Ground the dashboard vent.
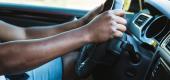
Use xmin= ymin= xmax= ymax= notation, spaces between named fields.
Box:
xmin=161 ymin=33 xmax=170 ymax=55
xmin=166 ymin=40 xmax=170 ymax=51
xmin=134 ymin=14 xmax=149 ymax=27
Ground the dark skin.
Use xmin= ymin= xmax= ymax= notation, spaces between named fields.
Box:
xmin=0 ymin=5 xmax=104 ymax=41
xmin=0 ymin=5 xmax=127 ymax=78
xmin=0 ymin=5 xmax=104 ymax=79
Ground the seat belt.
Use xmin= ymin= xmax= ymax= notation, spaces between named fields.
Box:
xmin=0 ymin=75 xmax=6 ymax=80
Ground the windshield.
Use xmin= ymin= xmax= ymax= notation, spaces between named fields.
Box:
xmin=0 ymin=0 xmax=106 ymax=10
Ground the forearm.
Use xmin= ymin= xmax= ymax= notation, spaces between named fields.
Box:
xmin=0 ymin=26 xmax=89 ymax=75
xmin=0 ymin=18 xmax=84 ymax=41
xmin=25 ymin=18 xmax=85 ymax=39
xmin=0 ymin=5 xmax=102 ymax=41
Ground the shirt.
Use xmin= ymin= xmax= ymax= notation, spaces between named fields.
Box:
xmin=0 ymin=75 xmax=6 ymax=80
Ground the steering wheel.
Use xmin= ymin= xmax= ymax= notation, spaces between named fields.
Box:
xmin=75 ymin=0 xmax=127 ymax=78
xmin=76 ymin=37 xmax=127 ymax=77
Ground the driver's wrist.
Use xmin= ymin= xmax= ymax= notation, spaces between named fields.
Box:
xmin=80 ymin=26 xmax=92 ymax=43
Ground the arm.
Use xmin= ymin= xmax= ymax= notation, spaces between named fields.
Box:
xmin=0 ymin=26 xmax=89 ymax=75
xmin=0 ymin=10 xmax=127 ymax=75
xmin=0 ymin=18 xmax=84 ymax=40
xmin=24 ymin=19 xmax=84 ymax=39
xmin=0 ymin=5 xmax=104 ymax=41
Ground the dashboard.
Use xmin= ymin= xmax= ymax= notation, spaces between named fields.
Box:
xmin=128 ymin=0 xmax=170 ymax=79
xmin=129 ymin=0 xmax=170 ymax=42
xmin=130 ymin=12 xmax=170 ymax=80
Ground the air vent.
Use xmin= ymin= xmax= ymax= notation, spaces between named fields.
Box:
xmin=134 ymin=14 xmax=150 ymax=27
xmin=166 ymin=41 xmax=170 ymax=51
xmin=161 ymin=33 xmax=170 ymax=55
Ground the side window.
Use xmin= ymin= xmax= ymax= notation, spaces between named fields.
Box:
xmin=0 ymin=0 xmax=106 ymax=10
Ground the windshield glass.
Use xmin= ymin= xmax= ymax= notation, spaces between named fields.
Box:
xmin=0 ymin=0 xmax=106 ymax=10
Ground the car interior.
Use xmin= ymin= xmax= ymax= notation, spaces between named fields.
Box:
xmin=0 ymin=0 xmax=170 ymax=80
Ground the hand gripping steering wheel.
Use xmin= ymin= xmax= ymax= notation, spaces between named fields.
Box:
xmin=75 ymin=0 xmax=127 ymax=78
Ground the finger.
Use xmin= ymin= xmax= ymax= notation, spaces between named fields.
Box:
xmin=113 ymin=15 xmax=127 ymax=25
xmin=116 ymin=24 xmax=127 ymax=32
xmin=112 ymin=9 xmax=125 ymax=17
xmin=106 ymin=11 xmax=127 ymax=24
xmin=111 ymin=21 xmax=118 ymax=32
xmin=110 ymin=21 xmax=126 ymax=32
xmin=113 ymin=9 xmax=125 ymax=17
xmin=113 ymin=30 xmax=124 ymax=37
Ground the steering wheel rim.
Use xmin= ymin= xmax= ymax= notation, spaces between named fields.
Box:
xmin=75 ymin=43 xmax=110 ymax=78
xmin=75 ymin=44 xmax=96 ymax=78
xmin=75 ymin=35 xmax=127 ymax=78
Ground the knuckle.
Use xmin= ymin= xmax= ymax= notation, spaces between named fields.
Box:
xmin=103 ymin=10 xmax=112 ymax=16
xmin=109 ymin=21 xmax=115 ymax=26
xmin=104 ymin=10 xmax=111 ymax=15
xmin=105 ymin=15 xmax=113 ymax=21
xmin=117 ymin=24 xmax=127 ymax=32
xmin=121 ymin=25 xmax=127 ymax=31
xmin=107 ymin=10 xmax=112 ymax=14
xmin=114 ymin=31 xmax=123 ymax=37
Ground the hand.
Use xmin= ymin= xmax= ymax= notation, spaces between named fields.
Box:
xmin=84 ymin=10 xmax=127 ymax=43
xmin=80 ymin=5 xmax=104 ymax=25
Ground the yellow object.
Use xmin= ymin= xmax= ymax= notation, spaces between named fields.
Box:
xmin=123 ymin=0 xmax=132 ymax=11
xmin=139 ymin=0 xmax=143 ymax=11
xmin=151 ymin=40 xmax=158 ymax=48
